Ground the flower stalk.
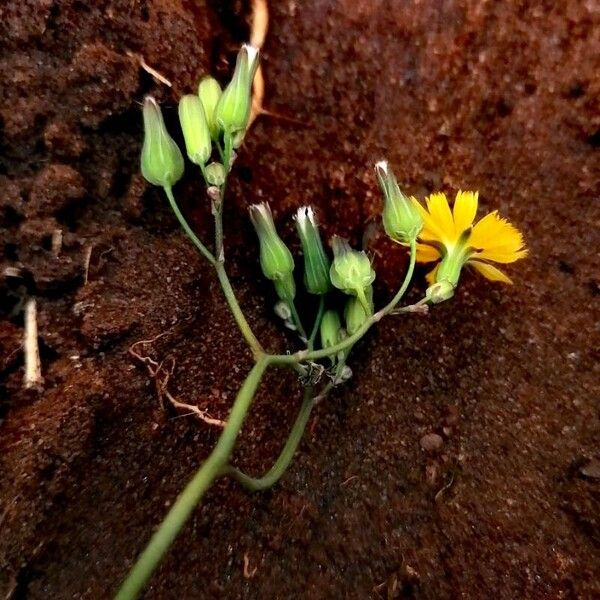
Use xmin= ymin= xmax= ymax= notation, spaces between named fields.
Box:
xmin=122 ymin=45 xmax=527 ymax=600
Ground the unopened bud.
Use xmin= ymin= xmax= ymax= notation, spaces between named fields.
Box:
xmin=205 ymin=162 xmax=226 ymax=187
xmin=216 ymin=44 xmax=259 ymax=135
xmin=320 ymin=310 xmax=342 ymax=350
xmin=294 ymin=206 xmax=331 ymax=295
xmin=426 ymin=279 xmax=455 ymax=304
xmin=178 ymin=95 xmax=212 ymax=166
xmin=329 ymin=236 xmax=375 ymax=310
xmin=141 ymin=96 xmax=184 ymax=188
xmin=344 ymin=287 xmax=373 ymax=335
xmin=249 ymin=203 xmax=295 ymax=296
xmin=273 ymin=273 xmax=296 ymax=303
xmin=375 ymin=160 xmax=423 ymax=243
xmin=198 ymin=76 xmax=222 ymax=140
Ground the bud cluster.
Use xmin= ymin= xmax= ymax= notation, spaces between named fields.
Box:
xmin=141 ymin=44 xmax=260 ymax=190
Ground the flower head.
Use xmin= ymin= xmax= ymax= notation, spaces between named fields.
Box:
xmin=412 ymin=191 xmax=527 ymax=294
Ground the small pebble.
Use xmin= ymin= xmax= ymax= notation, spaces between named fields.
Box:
xmin=580 ymin=459 xmax=600 ymax=479
xmin=420 ymin=433 xmax=444 ymax=452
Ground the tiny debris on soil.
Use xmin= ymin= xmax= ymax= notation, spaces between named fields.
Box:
xmin=420 ymin=433 xmax=444 ymax=452
xmin=1 ymin=1 xmax=599 ymax=599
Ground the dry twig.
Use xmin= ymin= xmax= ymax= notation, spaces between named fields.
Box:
xmin=82 ymin=244 xmax=93 ymax=285
xmin=126 ymin=50 xmax=172 ymax=87
xmin=23 ymin=298 xmax=43 ymax=390
xmin=51 ymin=228 xmax=62 ymax=257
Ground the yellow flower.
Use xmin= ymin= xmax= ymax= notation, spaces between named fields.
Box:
xmin=411 ymin=191 xmax=528 ymax=288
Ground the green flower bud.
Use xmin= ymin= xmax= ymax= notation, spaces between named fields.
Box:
xmin=294 ymin=206 xmax=331 ymax=295
xmin=320 ymin=309 xmax=342 ymax=350
xmin=205 ymin=162 xmax=226 ymax=187
xmin=178 ymin=95 xmax=212 ymax=166
xmin=198 ymin=76 xmax=222 ymax=141
xmin=329 ymin=236 xmax=376 ymax=311
xmin=249 ymin=203 xmax=295 ymax=293
xmin=141 ymin=96 xmax=184 ymax=188
xmin=426 ymin=279 xmax=455 ymax=304
xmin=375 ymin=160 xmax=423 ymax=243
xmin=273 ymin=272 xmax=296 ymax=303
xmin=344 ymin=286 xmax=373 ymax=335
xmin=216 ymin=44 xmax=259 ymax=135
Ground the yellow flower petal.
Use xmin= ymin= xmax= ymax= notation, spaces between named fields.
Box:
xmin=415 ymin=243 xmax=441 ymax=263
xmin=469 ymin=211 xmax=527 ymax=263
xmin=425 ymin=192 xmax=455 ymax=243
xmin=410 ymin=196 xmax=446 ymax=244
xmin=469 ymin=260 xmax=513 ymax=283
xmin=453 ymin=191 xmax=478 ymax=235
xmin=426 ymin=263 xmax=439 ymax=285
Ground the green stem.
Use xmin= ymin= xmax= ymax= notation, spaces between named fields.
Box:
xmin=213 ymin=198 xmax=225 ymax=263
xmin=164 ymin=186 xmax=215 ymax=265
xmin=215 ymin=262 xmax=264 ymax=358
xmin=308 ymin=296 xmax=325 ymax=351
xmin=115 ymin=357 xmax=271 ymax=600
xmin=223 ymin=131 xmax=233 ymax=174
xmin=214 ymin=133 xmax=232 ymax=263
xmin=288 ymin=300 xmax=307 ymax=342
xmin=225 ymin=386 xmax=315 ymax=491
xmin=271 ymin=238 xmax=418 ymax=365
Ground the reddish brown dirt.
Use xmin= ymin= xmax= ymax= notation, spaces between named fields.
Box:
xmin=1 ymin=1 xmax=599 ymax=598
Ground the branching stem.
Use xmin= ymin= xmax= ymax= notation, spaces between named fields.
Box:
xmin=164 ymin=186 xmax=215 ymax=265
xmin=270 ymin=238 xmax=418 ymax=365
xmin=124 ymin=166 xmax=420 ymax=600
xmin=115 ymin=357 xmax=271 ymax=600
xmin=225 ymin=385 xmax=315 ymax=490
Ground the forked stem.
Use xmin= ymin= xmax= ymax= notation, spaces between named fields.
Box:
xmin=122 ymin=181 xmax=420 ymax=600
xmin=164 ymin=186 xmax=215 ymax=265
xmin=270 ymin=238 xmax=418 ymax=365
xmin=225 ymin=385 xmax=315 ymax=490
xmin=115 ymin=357 xmax=271 ymax=600
xmin=165 ymin=186 xmax=264 ymax=358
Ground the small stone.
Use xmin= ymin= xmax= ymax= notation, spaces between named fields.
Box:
xmin=420 ymin=433 xmax=443 ymax=452
xmin=580 ymin=459 xmax=600 ymax=479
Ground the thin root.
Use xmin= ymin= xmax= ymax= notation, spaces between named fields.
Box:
xmin=129 ymin=334 xmax=225 ymax=428
xmin=341 ymin=475 xmax=358 ymax=487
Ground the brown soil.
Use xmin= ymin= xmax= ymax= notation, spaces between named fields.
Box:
xmin=1 ymin=1 xmax=599 ymax=598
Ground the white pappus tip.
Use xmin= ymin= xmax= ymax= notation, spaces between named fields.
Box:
xmin=375 ymin=160 xmax=389 ymax=175
xmin=294 ymin=205 xmax=317 ymax=230
xmin=242 ymin=44 xmax=260 ymax=68
xmin=249 ymin=202 xmax=271 ymax=217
